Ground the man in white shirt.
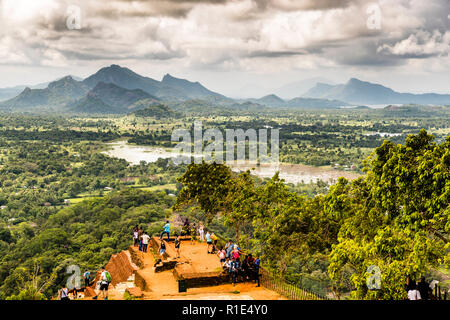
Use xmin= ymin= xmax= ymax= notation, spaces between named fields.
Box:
xmin=142 ymin=232 xmax=150 ymax=253
xmin=408 ymin=283 xmax=422 ymax=300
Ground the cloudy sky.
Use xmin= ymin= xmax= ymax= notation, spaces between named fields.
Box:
xmin=0 ymin=0 xmax=449 ymax=97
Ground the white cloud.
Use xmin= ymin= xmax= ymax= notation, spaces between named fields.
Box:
xmin=378 ymin=29 xmax=450 ymax=57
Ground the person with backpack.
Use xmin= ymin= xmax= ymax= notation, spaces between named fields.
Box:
xmin=99 ymin=267 xmax=111 ymax=300
xmin=59 ymin=284 xmax=70 ymax=301
xmin=160 ymin=220 xmax=170 ymax=242
xmin=141 ymin=231 xmax=150 ymax=253
xmin=83 ymin=270 xmax=91 ymax=288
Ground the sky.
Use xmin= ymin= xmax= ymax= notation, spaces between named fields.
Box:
xmin=0 ymin=0 xmax=449 ymax=97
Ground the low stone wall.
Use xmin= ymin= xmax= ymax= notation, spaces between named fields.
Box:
xmin=105 ymin=250 xmax=138 ymax=286
xmin=134 ymin=270 xmax=151 ymax=292
xmin=128 ymin=246 xmax=144 ymax=269
xmin=173 ymin=267 xmax=230 ymax=288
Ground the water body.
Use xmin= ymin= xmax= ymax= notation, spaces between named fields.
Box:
xmin=103 ymin=140 xmax=360 ymax=184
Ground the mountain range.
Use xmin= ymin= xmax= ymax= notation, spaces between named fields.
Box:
xmin=0 ymin=65 xmax=449 ymax=114
xmin=303 ymin=78 xmax=450 ymax=105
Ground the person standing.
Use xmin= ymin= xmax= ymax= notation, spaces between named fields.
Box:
xmin=83 ymin=270 xmax=91 ymax=288
xmin=407 ymin=282 xmax=421 ymax=300
xmin=210 ymin=233 xmax=217 ymax=253
xmin=59 ymin=284 xmax=70 ymax=301
xmin=217 ymin=247 xmax=226 ymax=263
xmin=138 ymin=227 xmax=144 ymax=251
xmin=225 ymin=239 xmax=233 ymax=259
xmin=230 ymin=258 xmax=241 ymax=286
xmin=99 ymin=267 xmax=111 ymax=300
xmin=205 ymin=231 xmax=212 ymax=253
xmin=199 ymin=222 xmax=205 ymax=242
xmin=160 ymin=220 xmax=170 ymax=241
xmin=417 ymin=277 xmax=430 ymax=300
xmin=253 ymin=256 xmax=261 ymax=287
xmin=174 ymin=234 xmax=181 ymax=258
xmin=132 ymin=226 xmax=139 ymax=247
xmin=190 ymin=222 xmax=197 ymax=245
xmin=154 ymin=241 xmax=167 ymax=267
xmin=141 ymin=231 xmax=150 ymax=253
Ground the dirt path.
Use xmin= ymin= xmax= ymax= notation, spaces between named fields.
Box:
xmin=127 ymin=241 xmax=285 ymax=300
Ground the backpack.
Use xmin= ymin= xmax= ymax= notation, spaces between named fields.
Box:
xmin=104 ymin=271 xmax=111 ymax=283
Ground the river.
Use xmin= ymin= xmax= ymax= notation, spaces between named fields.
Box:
xmin=102 ymin=140 xmax=360 ymax=184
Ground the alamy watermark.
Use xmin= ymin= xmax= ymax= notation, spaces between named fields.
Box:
xmin=171 ymin=121 xmax=279 ymax=167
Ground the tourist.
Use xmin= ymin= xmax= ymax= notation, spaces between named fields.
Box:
xmin=210 ymin=233 xmax=217 ymax=253
xmin=231 ymin=244 xmax=240 ymax=260
xmin=230 ymin=258 xmax=241 ymax=286
xmin=160 ymin=241 xmax=167 ymax=259
xmin=225 ymin=239 xmax=233 ymax=259
xmin=154 ymin=241 xmax=167 ymax=267
xmin=199 ymin=222 xmax=205 ymax=242
xmin=253 ymin=256 xmax=261 ymax=287
xmin=407 ymin=282 xmax=422 ymax=300
xmin=59 ymin=284 xmax=70 ymax=301
xmin=141 ymin=231 xmax=150 ymax=253
xmin=132 ymin=225 xmax=139 ymax=247
xmin=138 ymin=226 xmax=144 ymax=251
xmin=219 ymin=258 xmax=231 ymax=276
xmin=99 ymin=267 xmax=111 ymax=300
xmin=190 ymin=222 xmax=197 ymax=245
xmin=174 ymin=234 xmax=181 ymax=258
xmin=417 ymin=276 xmax=430 ymax=300
xmin=217 ymin=247 xmax=226 ymax=263
xmin=182 ymin=218 xmax=190 ymax=236
xmin=160 ymin=220 xmax=170 ymax=241
xmin=205 ymin=231 xmax=212 ymax=253
xmin=83 ymin=270 xmax=91 ymax=288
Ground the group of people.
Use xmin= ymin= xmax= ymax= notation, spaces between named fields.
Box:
xmin=405 ymin=276 xmax=434 ymax=300
xmin=58 ymin=267 xmax=111 ymax=300
xmin=133 ymin=225 xmax=151 ymax=253
xmin=218 ymin=239 xmax=261 ymax=286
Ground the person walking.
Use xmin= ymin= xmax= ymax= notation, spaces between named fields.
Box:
xmin=142 ymin=231 xmax=150 ymax=253
xmin=93 ymin=267 xmax=111 ymax=300
xmin=174 ymin=234 xmax=181 ymax=258
xmin=160 ymin=220 xmax=170 ymax=242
